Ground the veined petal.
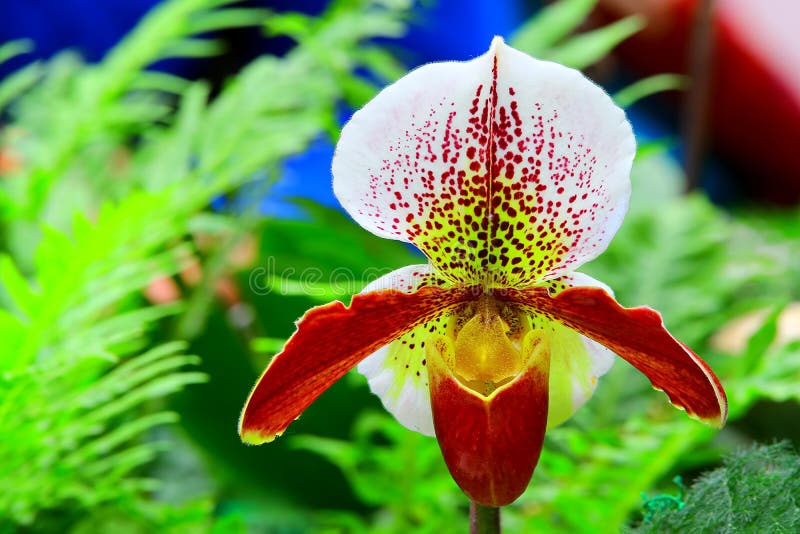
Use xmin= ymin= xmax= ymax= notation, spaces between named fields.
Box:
xmin=239 ymin=285 xmax=474 ymax=444
xmin=357 ymin=264 xmax=446 ymax=436
xmin=427 ymin=318 xmax=551 ymax=506
xmin=333 ymin=37 xmax=634 ymax=287
xmin=496 ymin=285 xmax=728 ymax=426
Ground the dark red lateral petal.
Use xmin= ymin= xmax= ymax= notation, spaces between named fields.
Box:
xmin=496 ymin=286 xmax=728 ymax=426
xmin=239 ymin=286 xmax=475 ymax=444
xmin=429 ymin=364 xmax=550 ymax=507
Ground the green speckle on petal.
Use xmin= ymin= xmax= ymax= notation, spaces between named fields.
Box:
xmin=374 ymin=316 xmax=449 ymax=404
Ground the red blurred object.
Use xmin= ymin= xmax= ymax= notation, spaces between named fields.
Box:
xmin=598 ymin=0 xmax=800 ymax=204
xmin=0 ymin=147 xmax=22 ymax=175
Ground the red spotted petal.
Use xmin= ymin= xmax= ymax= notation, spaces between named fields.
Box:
xmin=496 ymin=286 xmax=727 ymax=426
xmin=429 ymin=356 xmax=550 ymax=507
xmin=239 ymin=286 xmax=475 ymax=444
xmin=333 ymin=37 xmax=635 ymax=287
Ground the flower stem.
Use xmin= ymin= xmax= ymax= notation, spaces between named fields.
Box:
xmin=470 ymin=501 xmax=500 ymax=534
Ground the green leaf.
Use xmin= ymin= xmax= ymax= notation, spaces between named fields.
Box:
xmin=614 ymin=74 xmax=688 ymax=108
xmin=510 ymin=0 xmax=596 ymax=56
xmin=352 ymin=45 xmax=406 ymax=82
xmin=159 ymin=38 xmax=226 ymax=59
xmin=187 ymin=7 xmax=270 ymax=33
xmin=263 ymin=11 xmax=312 ymax=40
xmin=131 ymin=70 xmax=192 ymax=94
xmin=261 ymin=275 xmax=354 ymax=303
xmin=0 ymin=255 xmax=37 ymax=318
xmin=0 ymin=61 xmax=44 ymax=112
xmin=741 ymin=303 xmax=786 ymax=374
xmin=251 ymin=337 xmax=287 ymax=354
xmin=187 ymin=212 xmax=241 ymax=234
xmin=0 ymin=310 xmax=25 ymax=365
xmin=82 ymin=443 xmax=166 ymax=479
xmin=99 ymin=0 xmax=249 ymax=99
xmin=634 ymin=139 xmax=677 ymax=161
xmin=61 ymin=412 xmax=179 ymax=468
xmin=544 ymin=15 xmax=645 ymax=70
xmin=292 ymin=411 xmax=456 ymax=510
xmin=0 ymin=40 xmax=33 ymax=66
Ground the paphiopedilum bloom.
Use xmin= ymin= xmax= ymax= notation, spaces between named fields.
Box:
xmin=240 ymin=37 xmax=727 ymax=507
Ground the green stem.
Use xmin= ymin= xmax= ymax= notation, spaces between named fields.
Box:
xmin=470 ymin=501 xmax=500 ymax=534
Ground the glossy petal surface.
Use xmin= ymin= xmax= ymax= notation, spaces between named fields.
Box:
xmin=333 ymin=37 xmax=635 ymax=286
xmin=239 ymin=286 xmax=474 ymax=444
xmin=357 ymin=269 xmax=618 ymax=434
xmin=497 ymin=286 xmax=728 ymax=426
xmin=428 ymin=323 xmax=550 ymax=506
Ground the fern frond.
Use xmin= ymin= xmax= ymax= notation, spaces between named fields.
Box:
xmin=0 ymin=0 xmax=417 ymax=527
xmin=0 ymin=343 xmax=205 ymax=525
xmin=0 ymin=0 xmax=269 ymax=218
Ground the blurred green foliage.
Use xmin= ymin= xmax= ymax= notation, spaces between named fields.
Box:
xmin=0 ymin=0 xmax=799 ymax=532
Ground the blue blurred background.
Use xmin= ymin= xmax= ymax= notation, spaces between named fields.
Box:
xmin=5 ymin=0 xmax=720 ymax=216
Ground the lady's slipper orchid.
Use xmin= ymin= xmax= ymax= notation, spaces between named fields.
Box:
xmin=239 ymin=37 xmax=727 ymax=507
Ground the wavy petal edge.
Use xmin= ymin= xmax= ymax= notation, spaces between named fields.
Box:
xmin=239 ymin=285 xmax=477 ymax=444
xmin=496 ymin=285 xmax=728 ymax=427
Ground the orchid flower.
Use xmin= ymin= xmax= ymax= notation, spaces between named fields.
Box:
xmin=239 ymin=37 xmax=727 ymax=507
